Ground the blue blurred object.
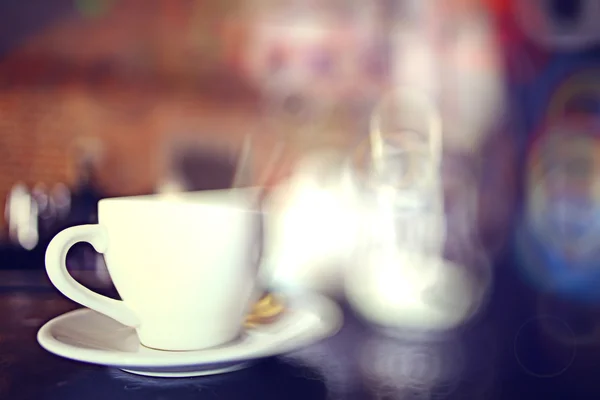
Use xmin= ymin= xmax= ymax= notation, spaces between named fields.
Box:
xmin=514 ymin=220 xmax=600 ymax=304
xmin=513 ymin=50 xmax=600 ymax=304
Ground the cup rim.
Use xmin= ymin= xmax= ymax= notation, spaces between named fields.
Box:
xmin=98 ymin=187 xmax=262 ymax=208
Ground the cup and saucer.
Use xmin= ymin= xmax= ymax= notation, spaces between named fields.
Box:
xmin=37 ymin=188 xmax=343 ymax=378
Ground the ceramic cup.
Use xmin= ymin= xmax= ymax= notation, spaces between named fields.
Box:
xmin=45 ymin=188 xmax=262 ymax=351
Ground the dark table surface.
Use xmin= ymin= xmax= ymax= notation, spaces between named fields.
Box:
xmin=2 ymin=256 xmax=600 ymax=400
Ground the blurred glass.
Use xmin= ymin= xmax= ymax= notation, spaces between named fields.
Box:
xmin=345 ymin=87 xmax=491 ymax=336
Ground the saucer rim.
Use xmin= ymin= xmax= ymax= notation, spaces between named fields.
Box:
xmin=37 ymin=292 xmax=343 ymax=368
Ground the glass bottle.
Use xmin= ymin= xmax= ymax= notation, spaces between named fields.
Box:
xmin=345 ymin=87 xmax=491 ymax=338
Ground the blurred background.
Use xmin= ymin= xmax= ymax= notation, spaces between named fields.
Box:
xmin=1 ymin=0 xmax=600 ymax=308
xmin=5 ymin=0 xmax=600 ymax=398
xmin=0 ymin=0 xmax=517 ymax=268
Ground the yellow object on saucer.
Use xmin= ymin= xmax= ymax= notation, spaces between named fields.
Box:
xmin=244 ymin=293 xmax=286 ymax=329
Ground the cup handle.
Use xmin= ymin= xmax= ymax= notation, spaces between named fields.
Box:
xmin=45 ymin=224 xmax=140 ymax=327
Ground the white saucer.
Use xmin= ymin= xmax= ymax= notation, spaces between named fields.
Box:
xmin=38 ymin=293 xmax=342 ymax=378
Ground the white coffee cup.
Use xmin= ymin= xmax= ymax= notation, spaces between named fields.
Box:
xmin=45 ymin=188 xmax=261 ymax=351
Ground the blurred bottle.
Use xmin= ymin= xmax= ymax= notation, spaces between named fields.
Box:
xmin=345 ymin=88 xmax=491 ymax=336
xmin=5 ymin=183 xmax=38 ymax=251
xmin=516 ymin=76 xmax=600 ymax=304
xmin=346 ymin=162 xmax=491 ymax=337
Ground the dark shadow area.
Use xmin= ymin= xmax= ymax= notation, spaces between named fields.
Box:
xmin=0 ymin=0 xmax=75 ymax=59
